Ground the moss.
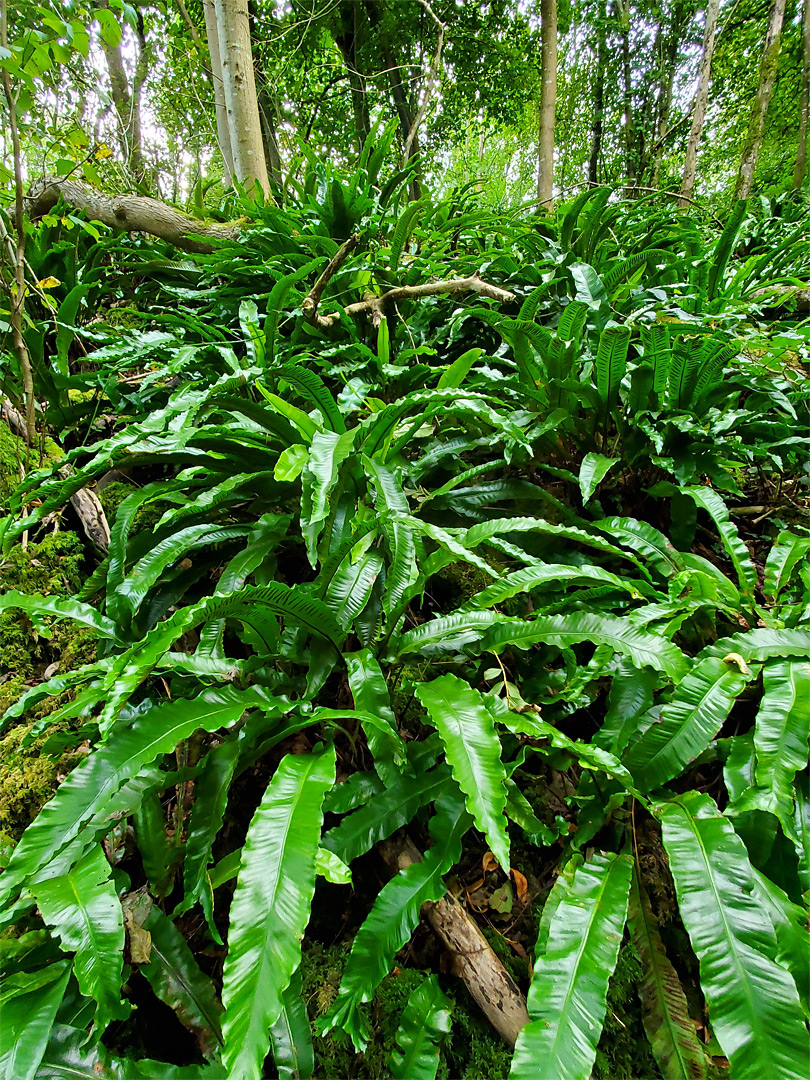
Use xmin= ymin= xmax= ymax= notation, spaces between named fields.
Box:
xmin=0 ymin=716 xmax=85 ymax=840
xmin=593 ymin=940 xmax=661 ymax=1080
xmin=0 ymin=424 xmax=62 ymax=501
xmin=98 ymin=480 xmax=164 ymax=533
xmin=442 ymin=982 xmax=511 ymax=1080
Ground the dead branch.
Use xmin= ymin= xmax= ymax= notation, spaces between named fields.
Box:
xmin=27 ymin=177 xmax=242 ymax=254
xmin=301 ymin=232 xmax=364 ymax=325
xmin=402 ymin=1 xmax=446 ymax=165
xmin=378 ymin=833 xmax=529 ymax=1047
xmin=304 ymin=271 xmax=516 ymax=330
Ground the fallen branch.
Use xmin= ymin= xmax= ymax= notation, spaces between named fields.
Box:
xmin=301 ymin=232 xmax=364 ymax=325
xmin=379 ymin=834 xmax=529 ymax=1047
xmin=304 ymin=270 xmax=516 ymax=330
xmin=1 ymin=399 xmax=110 ymax=553
xmin=27 ymin=177 xmax=242 ymax=254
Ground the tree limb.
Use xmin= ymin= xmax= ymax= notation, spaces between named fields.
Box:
xmin=26 ymin=177 xmax=242 ymax=253
xmin=378 ymin=833 xmax=529 ymax=1047
xmin=304 ymin=270 xmax=515 ymax=330
xmin=402 ymin=0 xmax=445 ymax=165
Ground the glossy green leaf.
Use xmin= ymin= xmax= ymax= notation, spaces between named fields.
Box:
xmin=268 ymin=966 xmax=314 ymax=1080
xmin=753 ymin=660 xmax=810 ymax=828
xmin=763 ymin=531 xmax=810 ymax=600
xmin=678 ymin=486 xmax=757 ymax=603
xmin=221 ymin=743 xmax=335 ymax=1080
xmin=579 ymin=453 xmax=618 ymax=504
xmin=415 ymin=675 xmax=510 ymax=870
xmin=0 ymin=962 xmax=70 ymax=1080
xmin=33 ymin=844 xmax=127 ymax=1032
xmin=389 ymin=975 xmax=452 ymax=1080
xmin=345 ymin=648 xmax=404 ymax=785
xmin=319 ymin=788 xmax=469 ymax=1051
xmin=628 ymin=869 xmax=706 ymax=1079
xmin=656 ymin=791 xmax=809 ymax=1079
xmin=624 ymin=657 xmax=752 ymax=791
xmin=509 ymin=851 xmax=632 ymax=1080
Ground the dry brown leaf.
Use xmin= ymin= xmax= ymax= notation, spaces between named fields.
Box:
xmin=511 ymin=868 xmax=528 ymax=904
xmin=482 ymin=851 xmax=498 ymax=873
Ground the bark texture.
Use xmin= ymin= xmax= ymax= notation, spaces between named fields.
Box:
xmin=95 ymin=0 xmax=148 ymax=182
xmin=203 ymin=0 xmax=235 ymax=180
xmin=212 ymin=0 xmax=270 ymax=197
xmin=794 ymin=0 xmax=810 ymax=188
xmin=733 ymin=0 xmax=787 ymax=200
xmin=27 ymin=178 xmax=241 ymax=253
xmin=537 ymin=0 xmax=558 ymax=207
xmin=679 ymin=0 xmax=721 ymax=205
xmin=619 ymin=0 xmax=637 ymax=192
xmin=379 ymin=835 xmax=530 ymax=1047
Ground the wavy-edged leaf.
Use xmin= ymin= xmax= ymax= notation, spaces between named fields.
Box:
xmin=322 ymin=761 xmax=450 ymax=866
xmin=764 ymin=531 xmax=810 ymax=600
xmin=628 ymin=868 xmax=706 ymax=1079
xmin=390 ymin=198 xmax=425 ymax=271
xmin=277 ymin=364 xmax=345 ymax=433
xmin=678 ymin=486 xmax=756 ymax=603
xmin=265 ymin=257 xmax=326 ymax=364
xmin=594 ymin=325 xmax=631 ymax=410
xmin=221 ymin=743 xmax=335 ymax=1080
xmin=319 ymin=788 xmax=470 ymax=1051
xmin=480 ymin=613 xmax=686 ymax=677
xmin=0 ymin=962 xmax=70 ymax=1080
xmin=176 ymin=735 xmax=241 ymax=936
xmin=579 ymin=453 xmax=618 ymax=505
xmin=624 ymin=656 xmax=752 ymax=791
xmin=437 ymin=347 xmax=484 ymax=390
xmin=460 ymin=562 xmax=638 ymax=612
xmin=699 ymin=627 xmax=810 ymax=664
xmin=595 ymin=516 xmax=684 ymax=579
xmin=753 ymin=660 xmax=810 ymax=828
xmin=140 ymin=904 xmax=224 ymax=1057
xmin=389 ymin=975 xmax=452 ymax=1080
xmin=0 ymin=687 xmax=276 ymax=917
xmin=794 ymin=770 xmax=810 ymax=897
xmin=345 ymin=649 xmax=404 ymax=785
xmin=0 ymin=591 xmax=118 ymax=640
xmin=268 ymin=965 xmax=314 ymax=1080
xmin=595 ymin=660 xmax=658 ymax=755
xmin=751 ymin=869 xmax=810 ymax=1016
xmin=656 ymin=791 xmax=809 ymax=1079
xmin=641 ymin=324 xmax=671 ymax=395
xmin=326 ymin=550 xmax=384 ymax=630
xmin=301 ymin=429 xmax=356 ymax=564
xmin=415 ymin=675 xmax=509 ymax=870
xmin=509 ymin=851 xmax=632 ymax=1080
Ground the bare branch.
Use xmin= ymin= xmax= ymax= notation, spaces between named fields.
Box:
xmin=301 ymin=233 xmax=364 ymax=324
xmin=402 ymin=0 xmax=445 ymax=165
xmin=304 ymin=271 xmax=516 ymax=331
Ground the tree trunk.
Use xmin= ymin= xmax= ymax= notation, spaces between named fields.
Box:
xmin=650 ymin=0 xmax=686 ymax=188
xmin=96 ymin=0 xmax=146 ymax=182
xmin=587 ymin=0 xmax=608 ymax=185
xmin=255 ymin=74 xmax=282 ymax=187
xmin=679 ymin=0 xmax=721 ymax=205
xmin=365 ymin=0 xmax=421 ymax=198
xmin=537 ymin=0 xmax=557 ymax=208
xmin=335 ymin=0 xmax=371 ymax=154
xmin=794 ymin=0 xmax=810 ymax=188
xmin=618 ymin=0 xmax=637 ymax=193
xmin=202 ymin=0 xmax=235 ymax=180
xmin=733 ymin=0 xmax=787 ymax=199
xmin=27 ymin=178 xmax=241 ymax=253
xmin=212 ymin=0 xmax=270 ymax=198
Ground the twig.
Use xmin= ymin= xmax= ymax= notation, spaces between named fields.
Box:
xmin=301 ymin=232 xmax=363 ymax=325
xmin=304 ymin=271 xmax=516 ymax=330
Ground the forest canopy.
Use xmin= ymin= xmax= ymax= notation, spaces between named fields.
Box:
xmin=0 ymin=2 xmax=809 ymax=1080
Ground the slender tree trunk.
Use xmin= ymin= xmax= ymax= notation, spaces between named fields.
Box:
xmin=587 ymin=0 xmax=608 ymax=184
xmin=203 ymin=0 xmax=234 ymax=180
xmin=734 ymin=0 xmax=787 ymax=199
xmin=212 ymin=0 xmax=270 ymax=198
xmin=335 ymin=0 xmax=371 ymax=153
xmin=0 ymin=0 xmax=36 ymax=451
xmin=650 ymin=0 xmax=686 ymax=187
xmin=618 ymin=0 xmax=637 ymax=193
xmin=679 ymin=0 xmax=721 ymax=205
xmin=96 ymin=0 xmax=146 ymax=181
xmin=794 ymin=0 xmax=810 ymax=188
xmin=256 ymin=74 xmax=282 ymax=186
xmin=537 ymin=0 xmax=557 ymax=208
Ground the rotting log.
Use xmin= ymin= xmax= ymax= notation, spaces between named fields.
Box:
xmin=378 ymin=834 xmax=530 ymax=1047
xmin=27 ymin=177 xmax=242 ymax=254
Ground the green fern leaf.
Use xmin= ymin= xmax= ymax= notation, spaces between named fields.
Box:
xmin=389 ymin=975 xmax=452 ymax=1080
xmin=221 ymin=743 xmax=335 ymax=1080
